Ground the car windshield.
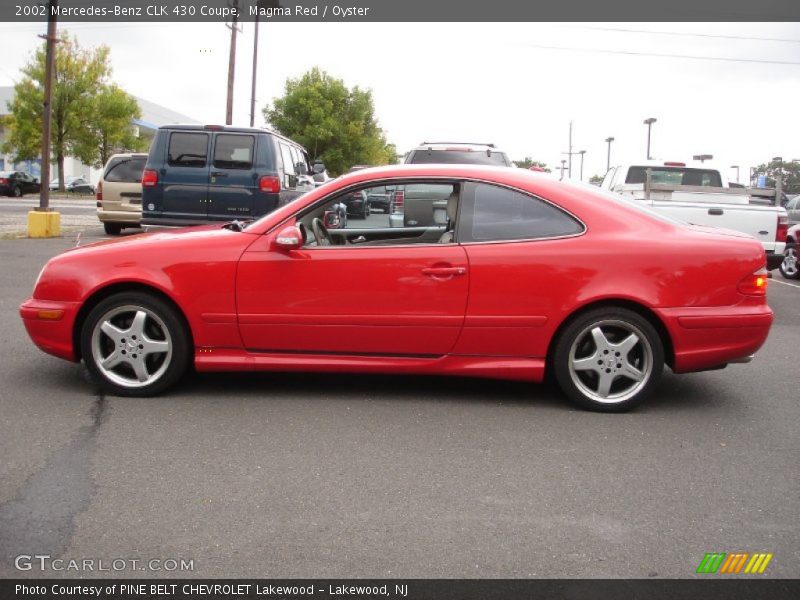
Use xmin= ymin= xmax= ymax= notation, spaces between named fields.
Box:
xmin=409 ymin=149 xmax=509 ymax=166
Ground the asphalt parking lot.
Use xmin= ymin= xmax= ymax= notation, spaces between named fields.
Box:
xmin=0 ymin=223 xmax=798 ymax=579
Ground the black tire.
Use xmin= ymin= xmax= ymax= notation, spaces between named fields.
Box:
xmin=12 ymin=186 xmax=22 ymax=198
xmin=779 ymin=242 xmax=799 ymax=279
xmin=80 ymin=292 xmax=191 ymax=397
xmin=552 ymin=307 xmax=664 ymax=412
xmin=103 ymin=222 xmax=123 ymax=235
xmin=362 ymin=202 xmax=371 ymax=219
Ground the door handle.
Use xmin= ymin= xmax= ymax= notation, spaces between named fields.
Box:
xmin=211 ymin=172 xmax=228 ymax=178
xmin=708 ymin=208 xmax=723 ymax=216
xmin=421 ymin=266 xmax=467 ymax=278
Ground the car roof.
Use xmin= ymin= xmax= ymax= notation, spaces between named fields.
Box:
xmin=157 ymin=123 xmax=306 ymax=150
xmin=108 ymin=153 xmax=148 ymax=161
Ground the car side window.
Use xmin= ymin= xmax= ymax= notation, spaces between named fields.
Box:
xmin=168 ymin=132 xmax=209 ymax=168
xmin=213 ymin=134 xmax=254 ymax=170
xmin=461 ymin=183 xmax=583 ymax=243
xmin=298 ymin=182 xmax=459 ymax=247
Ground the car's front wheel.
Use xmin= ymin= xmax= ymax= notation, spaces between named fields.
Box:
xmin=779 ymin=242 xmax=799 ymax=279
xmin=553 ymin=307 xmax=664 ymax=412
xmin=80 ymin=292 xmax=190 ymax=396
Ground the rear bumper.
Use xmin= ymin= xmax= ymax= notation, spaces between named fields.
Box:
xmin=97 ymin=209 xmax=141 ymax=225
xmin=19 ymin=298 xmax=81 ymax=362
xmin=656 ymin=303 xmax=773 ymax=373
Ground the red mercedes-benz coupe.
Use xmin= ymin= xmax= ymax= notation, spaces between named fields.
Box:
xmin=20 ymin=165 xmax=773 ymax=411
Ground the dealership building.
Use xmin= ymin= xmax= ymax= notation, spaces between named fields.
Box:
xmin=0 ymin=86 xmax=198 ymax=182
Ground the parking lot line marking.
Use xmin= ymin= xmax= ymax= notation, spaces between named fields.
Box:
xmin=771 ymin=279 xmax=800 ymax=289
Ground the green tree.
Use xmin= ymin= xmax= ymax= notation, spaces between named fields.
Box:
xmin=589 ymin=174 xmax=604 ymax=186
xmin=264 ymin=67 xmax=395 ymax=175
xmin=513 ymin=157 xmax=551 ymax=172
xmin=76 ymin=84 xmax=146 ymax=168
xmin=2 ymin=34 xmax=112 ymax=190
xmin=753 ymin=159 xmax=800 ymax=194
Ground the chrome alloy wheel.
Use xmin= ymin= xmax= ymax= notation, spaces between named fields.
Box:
xmin=567 ymin=319 xmax=653 ymax=404
xmin=90 ymin=305 xmax=172 ymax=389
xmin=781 ymin=245 xmax=798 ymax=278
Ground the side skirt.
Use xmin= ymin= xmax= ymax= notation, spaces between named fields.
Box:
xmin=194 ymin=349 xmax=545 ymax=382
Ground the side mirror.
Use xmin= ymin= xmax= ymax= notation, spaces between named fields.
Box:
xmin=275 ymin=225 xmax=304 ymax=250
xmin=312 ymin=162 xmax=326 ymax=174
xmin=323 ymin=210 xmax=342 ymax=229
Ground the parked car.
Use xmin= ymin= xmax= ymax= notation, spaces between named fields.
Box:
xmin=404 ymin=142 xmax=513 ymax=166
xmin=784 ymin=194 xmax=800 ymax=226
xmin=96 ymin=153 xmax=147 ymax=235
xmin=342 ymin=189 xmax=371 ymax=219
xmin=0 ymin=171 xmax=40 ymax=197
xmin=20 ymin=165 xmax=773 ymax=412
xmin=141 ymin=124 xmax=315 ymax=227
xmin=779 ymin=223 xmax=799 ymax=279
xmin=50 ymin=176 xmax=95 ymax=195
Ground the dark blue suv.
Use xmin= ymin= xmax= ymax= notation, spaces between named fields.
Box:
xmin=141 ymin=125 xmax=316 ymax=226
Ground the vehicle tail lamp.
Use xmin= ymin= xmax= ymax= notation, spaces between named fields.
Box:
xmin=391 ymin=190 xmax=405 ymax=213
xmin=776 ymin=213 xmax=788 ymax=243
xmin=141 ymin=169 xmax=158 ymax=188
xmin=0 ymin=178 xmax=7 ymax=185
xmin=737 ymin=268 xmax=768 ymax=296
xmin=259 ymin=175 xmax=281 ymax=193
xmin=96 ymin=180 xmax=103 ymax=201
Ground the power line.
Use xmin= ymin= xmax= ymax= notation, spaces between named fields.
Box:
xmin=573 ymin=25 xmax=800 ymax=44
xmin=519 ymin=42 xmax=800 ymax=66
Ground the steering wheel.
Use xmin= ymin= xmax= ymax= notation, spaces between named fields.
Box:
xmin=310 ymin=217 xmax=332 ymax=247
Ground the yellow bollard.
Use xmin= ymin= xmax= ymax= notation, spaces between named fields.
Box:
xmin=27 ymin=210 xmax=61 ymax=238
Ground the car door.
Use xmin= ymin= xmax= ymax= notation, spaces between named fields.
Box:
xmin=161 ymin=130 xmax=211 ymax=221
xmin=236 ymin=180 xmax=469 ymax=356
xmin=208 ymin=132 xmax=257 ymax=220
xmin=453 ymin=182 xmax=586 ymax=358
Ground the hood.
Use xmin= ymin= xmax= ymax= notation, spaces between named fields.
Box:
xmin=61 ymin=224 xmax=245 ymax=255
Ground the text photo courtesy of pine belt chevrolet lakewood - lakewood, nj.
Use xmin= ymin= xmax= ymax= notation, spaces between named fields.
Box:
xmin=1 ymin=1 xmax=799 ymax=599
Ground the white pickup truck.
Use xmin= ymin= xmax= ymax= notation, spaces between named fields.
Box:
xmin=601 ymin=161 xmax=788 ymax=270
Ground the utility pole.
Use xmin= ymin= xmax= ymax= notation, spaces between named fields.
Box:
xmin=643 ymin=117 xmax=657 ymax=160
xmin=605 ymin=136 xmax=614 ymax=172
xmin=28 ymin=0 xmax=60 ymax=237
xmin=568 ymin=121 xmax=573 ymax=178
xmin=578 ymin=150 xmax=586 ymax=181
xmin=38 ymin=0 xmax=58 ymax=211
xmin=249 ymin=12 xmax=259 ymax=127
xmin=559 ymin=159 xmax=567 ymax=180
xmin=225 ymin=0 xmax=240 ymax=125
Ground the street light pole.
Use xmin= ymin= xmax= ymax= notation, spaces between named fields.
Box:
xmin=568 ymin=121 xmax=573 ymax=178
xmin=249 ymin=14 xmax=259 ymax=127
xmin=225 ymin=0 xmax=240 ymax=125
xmin=604 ymin=136 xmax=614 ymax=172
xmin=578 ymin=150 xmax=586 ymax=181
xmin=559 ymin=159 xmax=567 ymax=180
xmin=643 ymin=117 xmax=657 ymax=160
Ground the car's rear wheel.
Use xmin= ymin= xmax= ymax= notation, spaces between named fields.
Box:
xmin=80 ymin=292 xmax=190 ymax=397
xmin=553 ymin=307 xmax=664 ymax=412
xmin=779 ymin=242 xmax=798 ymax=279
xmin=103 ymin=222 xmax=122 ymax=235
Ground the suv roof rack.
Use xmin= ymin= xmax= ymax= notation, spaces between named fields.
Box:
xmin=420 ymin=142 xmax=495 ymax=148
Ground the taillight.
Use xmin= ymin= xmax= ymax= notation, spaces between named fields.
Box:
xmin=0 ymin=178 xmax=7 ymax=185
xmin=96 ymin=180 xmax=103 ymax=201
xmin=391 ymin=190 xmax=405 ymax=214
xmin=738 ymin=268 xmax=769 ymax=296
xmin=259 ymin=175 xmax=281 ymax=193
xmin=777 ymin=213 xmax=788 ymax=243
xmin=141 ymin=169 xmax=158 ymax=188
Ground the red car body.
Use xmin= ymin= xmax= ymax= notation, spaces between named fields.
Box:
xmin=20 ymin=165 xmax=773 ymax=407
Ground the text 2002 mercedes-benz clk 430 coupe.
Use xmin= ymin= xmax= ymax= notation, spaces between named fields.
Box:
xmin=21 ymin=165 xmax=773 ymax=411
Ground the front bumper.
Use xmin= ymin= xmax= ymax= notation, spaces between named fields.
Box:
xmin=20 ymin=298 xmax=81 ymax=362
xmin=656 ymin=303 xmax=773 ymax=373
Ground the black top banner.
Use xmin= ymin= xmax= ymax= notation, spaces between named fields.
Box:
xmin=2 ymin=0 xmax=800 ymax=23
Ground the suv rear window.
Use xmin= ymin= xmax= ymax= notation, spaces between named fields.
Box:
xmin=104 ymin=157 xmax=146 ymax=183
xmin=625 ymin=167 xmax=722 ymax=187
xmin=408 ymin=149 xmax=509 ymax=166
xmin=168 ymin=132 xmax=209 ymax=168
xmin=213 ymin=134 xmax=255 ymax=170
